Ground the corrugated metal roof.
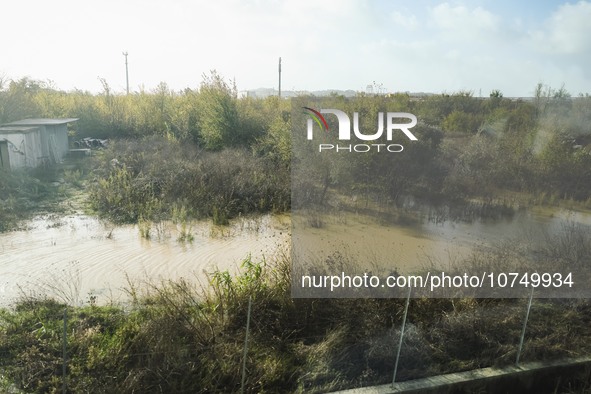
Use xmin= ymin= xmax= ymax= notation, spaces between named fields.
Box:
xmin=2 ymin=118 xmax=79 ymax=126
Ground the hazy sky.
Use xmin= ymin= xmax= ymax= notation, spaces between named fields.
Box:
xmin=2 ymin=0 xmax=590 ymax=96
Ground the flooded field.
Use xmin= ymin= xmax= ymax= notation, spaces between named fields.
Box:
xmin=0 ymin=214 xmax=290 ymax=306
xmin=2 ymin=207 xmax=590 ymax=305
xmin=292 ymin=205 xmax=591 ymax=297
xmin=296 ymin=207 xmax=587 ymax=263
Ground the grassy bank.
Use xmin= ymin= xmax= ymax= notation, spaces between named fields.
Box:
xmin=1 ymin=250 xmax=590 ymax=393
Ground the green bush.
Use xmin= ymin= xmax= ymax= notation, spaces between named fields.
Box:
xmin=89 ymin=137 xmax=290 ymax=224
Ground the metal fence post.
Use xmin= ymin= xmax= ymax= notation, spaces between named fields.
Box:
xmin=516 ymin=287 xmax=534 ymax=366
xmin=63 ymin=307 xmax=67 ymax=394
xmin=240 ymin=296 xmax=253 ymax=394
xmin=392 ymin=286 xmax=412 ymax=387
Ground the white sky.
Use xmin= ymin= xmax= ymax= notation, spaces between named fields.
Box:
xmin=1 ymin=0 xmax=590 ymax=96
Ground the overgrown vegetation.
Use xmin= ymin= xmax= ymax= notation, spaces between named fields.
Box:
xmin=2 ymin=75 xmax=591 ymax=224
xmin=0 ymin=249 xmax=590 ymax=393
xmin=294 ymin=88 xmax=591 ymax=215
xmin=2 ymin=76 xmax=591 ymax=393
xmin=88 ymin=137 xmax=290 ymax=224
xmin=0 ymin=72 xmax=292 ymax=227
xmin=0 ymin=164 xmax=89 ymax=232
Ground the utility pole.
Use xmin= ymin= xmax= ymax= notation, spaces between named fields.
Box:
xmin=278 ymin=57 xmax=282 ymax=98
xmin=123 ymin=51 xmax=129 ymax=95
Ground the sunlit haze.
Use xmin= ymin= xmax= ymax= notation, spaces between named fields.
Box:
xmin=2 ymin=0 xmax=590 ymax=96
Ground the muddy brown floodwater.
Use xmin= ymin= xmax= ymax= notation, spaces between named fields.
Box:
xmin=0 ymin=214 xmax=290 ymax=306
xmin=1 ymin=207 xmax=590 ymax=306
xmin=291 ymin=206 xmax=591 ymax=297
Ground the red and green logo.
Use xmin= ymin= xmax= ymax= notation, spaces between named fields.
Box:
xmin=303 ymin=107 xmax=329 ymax=133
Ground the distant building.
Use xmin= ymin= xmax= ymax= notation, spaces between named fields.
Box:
xmin=0 ymin=118 xmax=78 ymax=170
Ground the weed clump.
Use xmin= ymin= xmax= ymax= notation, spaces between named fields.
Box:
xmin=0 ymin=168 xmax=67 ymax=232
xmin=89 ymin=137 xmax=290 ymax=225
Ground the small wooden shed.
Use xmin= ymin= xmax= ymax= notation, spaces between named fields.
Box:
xmin=0 ymin=118 xmax=78 ymax=170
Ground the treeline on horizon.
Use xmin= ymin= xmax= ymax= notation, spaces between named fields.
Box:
xmin=1 ymin=73 xmax=591 ymax=225
xmin=0 ymin=72 xmax=291 ymax=151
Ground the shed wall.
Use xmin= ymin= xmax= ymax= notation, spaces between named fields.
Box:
xmin=47 ymin=124 xmax=69 ymax=160
xmin=0 ymin=129 xmax=44 ymax=169
xmin=0 ymin=141 xmax=9 ymax=170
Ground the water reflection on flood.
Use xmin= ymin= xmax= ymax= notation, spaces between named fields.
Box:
xmin=0 ymin=214 xmax=290 ymax=306
xmin=292 ymin=206 xmax=591 ymax=279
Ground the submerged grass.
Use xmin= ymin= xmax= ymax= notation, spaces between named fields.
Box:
xmin=0 ymin=170 xmax=52 ymax=231
xmin=0 ymin=170 xmax=68 ymax=232
xmin=0 ymin=158 xmax=92 ymax=232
